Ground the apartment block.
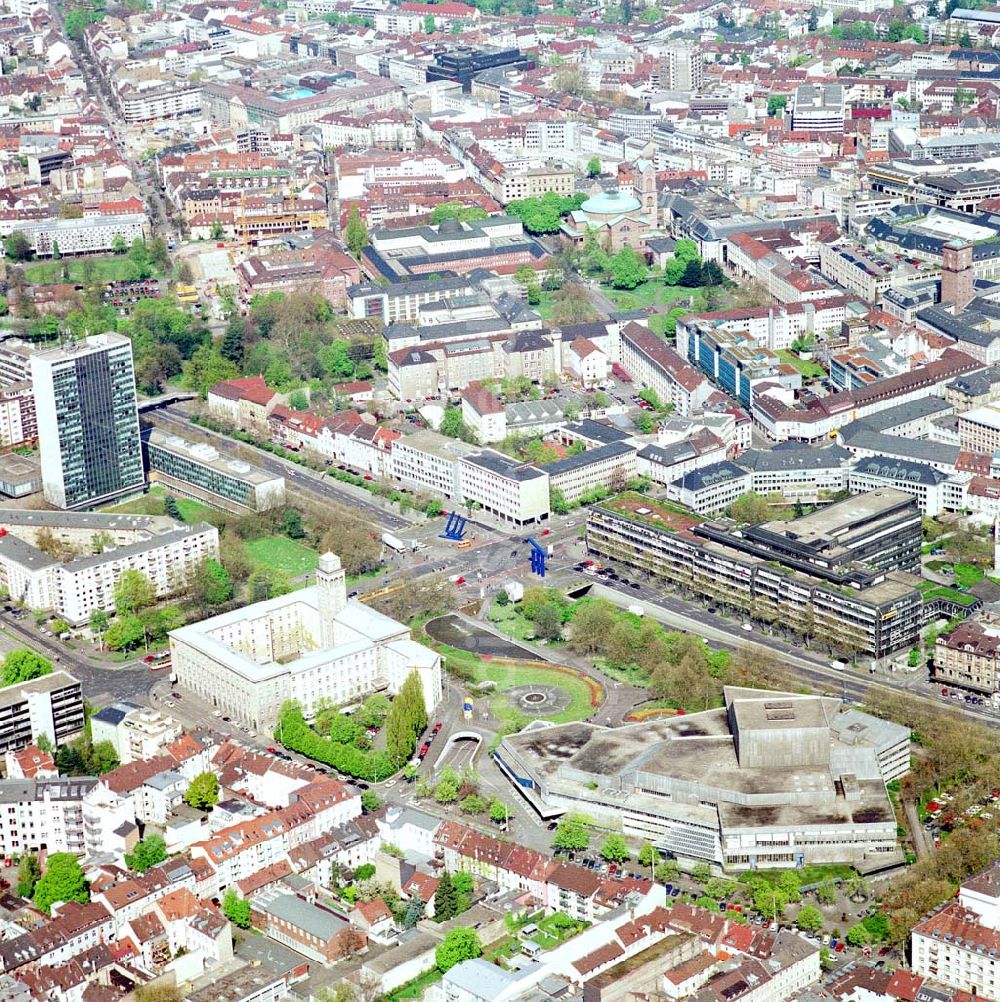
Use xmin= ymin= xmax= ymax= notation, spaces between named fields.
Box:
xmin=0 ymin=777 xmax=95 ymax=857
xmin=0 ymin=672 xmax=85 ymax=754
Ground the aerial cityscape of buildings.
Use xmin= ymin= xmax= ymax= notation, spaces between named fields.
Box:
xmin=6 ymin=0 xmax=1000 ymax=999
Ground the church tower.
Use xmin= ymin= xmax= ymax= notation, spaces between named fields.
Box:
xmin=316 ymin=552 xmax=346 ymax=648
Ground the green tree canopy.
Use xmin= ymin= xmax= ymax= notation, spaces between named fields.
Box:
xmin=1 ymin=649 xmax=52 ymax=687
xmin=222 ymin=888 xmax=252 ymax=928
xmin=113 ymin=569 xmax=156 ymax=615
xmin=435 ymin=927 xmax=482 ymax=971
xmin=599 ymin=834 xmax=631 ymax=862
xmin=553 ymin=814 xmax=590 ymax=852
xmin=610 ymin=246 xmax=647 ymax=290
xmin=125 ymin=835 xmax=168 ymax=874
xmin=184 ymin=772 xmax=220 ymax=811
xmin=33 ymin=853 xmax=88 ymax=913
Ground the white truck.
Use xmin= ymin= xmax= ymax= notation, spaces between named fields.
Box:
xmin=381 ymin=532 xmax=407 ymax=553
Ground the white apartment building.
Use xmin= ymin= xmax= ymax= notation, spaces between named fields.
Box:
xmin=458 ymin=450 xmax=550 ymax=526
xmin=959 ymin=405 xmax=1000 ymax=453
xmin=116 ymin=83 xmax=202 ymax=124
xmin=171 ymin=553 xmax=441 ymax=731
xmin=913 ymin=863 xmax=1000 ymax=997
xmin=848 ymin=457 xmax=965 ymax=517
xmin=0 ymin=672 xmax=85 ymax=754
xmin=1 ymin=215 xmax=149 ymax=257
xmin=0 ymin=778 xmax=95 ymax=857
xmin=391 ymin=430 xmax=472 ymax=499
xmin=620 ymin=324 xmax=712 ymax=417
xmin=91 ymin=703 xmax=183 ymax=765
xmin=0 ymin=521 xmax=219 ymax=624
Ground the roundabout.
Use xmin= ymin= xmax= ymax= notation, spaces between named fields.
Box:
xmin=506 ymin=683 xmax=573 ymax=717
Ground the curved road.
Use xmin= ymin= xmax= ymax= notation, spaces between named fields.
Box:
xmin=0 ymin=613 xmax=156 ymax=706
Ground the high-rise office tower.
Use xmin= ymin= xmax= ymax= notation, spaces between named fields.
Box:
xmin=31 ymin=333 xmax=144 ymax=510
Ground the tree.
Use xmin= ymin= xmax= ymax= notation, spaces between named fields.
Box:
xmin=553 ymin=814 xmax=590 ymax=852
xmin=221 ymin=317 xmax=246 ymax=367
xmin=846 ymin=923 xmax=872 ymax=947
xmin=796 ymin=905 xmax=824 ymax=934
xmin=33 ymin=853 xmax=88 ymax=913
xmin=959 ymin=31 xmax=973 ymax=49
xmin=436 ymin=927 xmax=482 ymax=971
xmin=587 ymin=157 xmax=602 ymax=177
xmin=599 ymin=834 xmax=631 ymax=862
xmin=680 ymin=258 xmax=703 ymax=287
xmin=114 ymin=570 xmax=156 ymax=615
xmin=210 ymin=220 xmax=225 ymax=241
xmin=506 ymin=192 xmax=585 ymax=234
xmin=355 ymin=864 xmax=376 ymax=882
xmin=551 ymin=283 xmax=598 ymax=324
xmin=345 ymin=207 xmax=369 ymax=257
xmin=247 ymin=567 xmax=292 ymax=602
xmin=424 ymin=12 xmax=435 ymax=30
xmin=361 ymin=790 xmax=382 ymax=812
xmin=182 ymin=343 xmax=239 ymax=398
xmin=533 ymin=602 xmax=563 ymax=641
xmin=460 ymin=794 xmax=486 ymax=814
xmin=89 ymin=741 xmax=119 ymax=774
xmin=431 ymin=202 xmax=489 ymax=224
xmin=51 ymin=240 xmax=61 ymax=261
xmin=3 ymin=232 xmax=31 ymax=262
xmin=439 ymin=406 xmax=477 ymax=443
xmin=184 ymin=771 xmax=219 ymax=811
xmin=125 ymin=835 xmax=167 ymax=874
xmin=767 ymin=95 xmax=787 ymax=117
xmin=103 ymin=615 xmax=145 ymax=652
xmin=1 ymin=649 xmax=52 ymax=687
xmin=111 ymin=234 xmax=128 ymax=255
xmin=727 ymin=491 xmax=773 ymax=524
xmin=17 ymin=854 xmax=40 ymax=898
xmin=434 ymin=870 xmax=458 ymax=921
xmin=434 ymin=766 xmax=461 ymax=803
xmin=489 ymin=799 xmax=509 ymax=824
xmin=356 ymin=694 xmax=391 ymax=729
xmin=816 ymin=880 xmax=838 ymax=905
xmin=610 ymin=246 xmax=647 ymax=290
xmin=283 ymin=509 xmax=305 ymax=539
xmin=384 ymin=670 xmax=427 ymax=763
xmin=193 ymin=558 xmax=233 ymax=608
xmin=655 ymin=860 xmax=679 ymax=883
xmin=638 ymin=844 xmax=658 ymax=868
xmin=222 ymin=888 xmax=252 ymax=928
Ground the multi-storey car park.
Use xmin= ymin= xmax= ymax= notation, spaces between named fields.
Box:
xmin=585 ymin=488 xmax=926 ymax=659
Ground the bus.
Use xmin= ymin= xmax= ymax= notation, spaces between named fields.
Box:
xmin=146 ymin=652 xmax=172 ymax=670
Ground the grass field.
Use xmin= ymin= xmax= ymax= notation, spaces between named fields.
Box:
xmin=436 ymin=642 xmax=600 ymax=731
xmin=604 ymin=281 xmax=708 ymax=313
xmin=103 ymin=487 xmax=219 ymax=526
xmin=246 ymin=536 xmax=320 ymax=577
xmin=385 ymin=968 xmax=442 ymax=1002
xmin=777 ymin=350 xmax=826 ymax=380
xmin=175 ymin=497 xmax=217 ymax=524
xmin=23 ymin=255 xmax=162 ymax=285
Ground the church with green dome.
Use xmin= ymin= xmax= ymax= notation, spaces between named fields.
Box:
xmin=560 ymin=160 xmax=658 ymax=253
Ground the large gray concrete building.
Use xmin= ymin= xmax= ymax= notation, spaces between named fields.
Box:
xmin=495 ymin=687 xmax=910 ymax=872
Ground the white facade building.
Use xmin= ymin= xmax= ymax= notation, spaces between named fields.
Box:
xmin=170 ymin=553 xmax=442 ymax=730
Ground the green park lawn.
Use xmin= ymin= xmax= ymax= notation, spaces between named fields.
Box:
xmin=603 ymin=281 xmax=708 ymax=313
xmin=102 ymin=487 xmax=218 ymax=525
xmin=23 ymin=254 xmax=162 ymax=285
xmin=245 ymin=536 xmax=320 ymax=577
xmin=435 ymin=642 xmax=598 ymax=729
